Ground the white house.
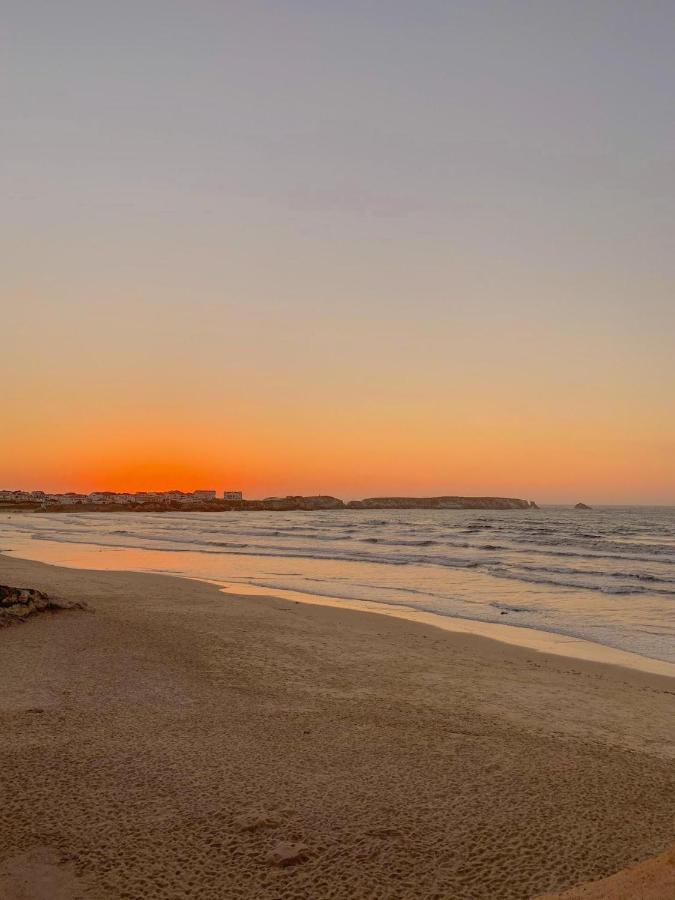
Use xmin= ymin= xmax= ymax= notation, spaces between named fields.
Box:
xmin=223 ymin=491 xmax=243 ymax=501
xmin=193 ymin=490 xmax=216 ymax=501
xmin=0 ymin=490 xmax=24 ymax=502
xmin=10 ymin=491 xmax=33 ymax=502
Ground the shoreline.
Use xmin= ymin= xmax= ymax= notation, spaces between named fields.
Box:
xmin=3 ymin=544 xmax=675 ymax=679
xmin=212 ymin=579 xmax=675 ymax=679
xmin=3 ymin=504 xmax=674 ymax=676
xmin=1 ymin=553 xmax=674 ymax=898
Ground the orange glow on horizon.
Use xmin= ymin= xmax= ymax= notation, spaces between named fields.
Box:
xmin=3 ymin=3 xmax=674 ymax=509
xmin=2 ymin=416 xmax=673 ymax=505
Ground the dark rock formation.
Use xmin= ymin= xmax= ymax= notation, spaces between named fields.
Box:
xmin=0 ymin=585 xmax=88 ymax=627
xmin=574 ymin=502 xmax=592 ymax=510
xmin=255 ymin=496 xmax=345 ymax=511
xmin=32 ymin=495 xmax=538 ymax=513
xmin=347 ymin=496 xmax=533 ymax=510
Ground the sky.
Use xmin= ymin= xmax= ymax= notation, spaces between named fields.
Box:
xmin=3 ymin=1 xmax=674 ymax=503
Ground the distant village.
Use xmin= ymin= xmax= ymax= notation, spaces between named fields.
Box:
xmin=0 ymin=491 xmax=537 ymax=512
xmin=0 ymin=489 xmax=242 ymax=508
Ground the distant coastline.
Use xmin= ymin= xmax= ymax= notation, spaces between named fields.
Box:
xmin=0 ymin=494 xmax=538 ymax=513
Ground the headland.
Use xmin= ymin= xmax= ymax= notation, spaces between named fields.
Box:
xmin=1 ymin=490 xmax=538 ymax=513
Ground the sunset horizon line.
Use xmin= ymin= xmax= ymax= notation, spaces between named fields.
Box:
xmin=2 ymin=486 xmax=674 ymax=507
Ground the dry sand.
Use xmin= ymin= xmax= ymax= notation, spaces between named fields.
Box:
xmin=1 ymin=553 xmax=673 ymax=899
xmin=536 ymin=841 xmax=675 ymax=899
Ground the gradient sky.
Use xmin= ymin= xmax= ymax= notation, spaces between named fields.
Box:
xmin=3 ymin=1 xmax=674 ymax=503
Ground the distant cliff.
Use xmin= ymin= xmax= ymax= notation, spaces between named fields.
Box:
xmin=347 ymin=496 xmax=535 ymax=510
xmin=29 ymin=495 xmax=538 ymax=513
xmin=249 ymin=496 xmax=536 ymax=511
xmin=246 ymin=496 xmax=345 ymax=511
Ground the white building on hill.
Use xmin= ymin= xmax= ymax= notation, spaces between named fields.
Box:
xmin=193 ymin=490 xmax=216 ymax=501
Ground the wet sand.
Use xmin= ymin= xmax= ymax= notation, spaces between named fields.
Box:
xmin=1 ymin=553 xmax=673 ymax=899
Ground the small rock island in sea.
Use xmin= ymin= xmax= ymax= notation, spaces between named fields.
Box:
xmin=574 ymin=502 xmax=592 ymax=510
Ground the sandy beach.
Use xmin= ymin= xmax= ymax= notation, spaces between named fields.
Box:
xmin=1 ymin=553 xmax=673 ymax=899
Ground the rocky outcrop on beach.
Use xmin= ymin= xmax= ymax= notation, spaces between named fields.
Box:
xmin=347 ymin=496 xmax=534 ymax=510
xmin=0 ymin=585 xmax=88 ymax=627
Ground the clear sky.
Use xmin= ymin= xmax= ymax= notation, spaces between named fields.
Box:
xmin=3 ymin=1 xmax=674 ymax=503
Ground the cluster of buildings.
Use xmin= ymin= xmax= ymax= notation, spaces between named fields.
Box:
xmin=0 ymin=489 xmax=243 ymax=507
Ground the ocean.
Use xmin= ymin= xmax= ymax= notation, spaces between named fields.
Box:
xmin=1 ymin=506 xmax=674 ymax=664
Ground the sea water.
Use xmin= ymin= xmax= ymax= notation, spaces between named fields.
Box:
xmin=1 ymin=506 xmax=674 ymax=663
